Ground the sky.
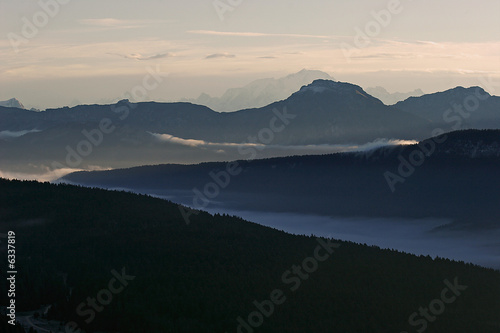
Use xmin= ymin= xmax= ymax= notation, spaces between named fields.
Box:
xmin=0 ymin=0 xmax=499 ymax=109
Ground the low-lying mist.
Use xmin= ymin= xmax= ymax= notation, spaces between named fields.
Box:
xmin=125 ymin=188 xmax=500 ymax=270
xmin=0 ymin=137 xmax=415 ymax=182
xmin=203 ymin=208 xmax=500 ymax=270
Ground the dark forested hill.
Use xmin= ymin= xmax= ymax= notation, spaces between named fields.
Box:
xmin=0 ymin=179 xmax=499 ymax=332
xmin=62 ymin=129 xmax=500 ymax=231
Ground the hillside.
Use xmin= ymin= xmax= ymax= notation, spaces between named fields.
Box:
xmin=0 ymin=179 xmax=499 ymax=332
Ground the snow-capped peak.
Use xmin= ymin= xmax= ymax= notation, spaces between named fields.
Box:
xmin=0 ymin=98 xmax=25 ymax=109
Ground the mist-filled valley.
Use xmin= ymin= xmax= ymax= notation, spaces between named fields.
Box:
xmin=60 ymin=130 xmax=500 ymax=271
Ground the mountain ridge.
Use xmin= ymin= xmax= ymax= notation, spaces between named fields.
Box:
xmin=394 ymin=86 xmax=500 ymax=129
xmin=366 ymin=86 xmax=425 ymax=105
xmin=1 ymin=81 xmax=498 ymax=174
xmin=0 ymin=98 xmax=24 ymax=109
xmin=183 ymin=69 xmax=334 ymax=111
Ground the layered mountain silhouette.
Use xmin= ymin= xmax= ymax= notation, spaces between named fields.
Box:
xmin=366 ymin=86 xmax=424 ymax=105
xmin=183 ymin=69 xmax=334 ymax=111
xmin=1 ymin=80 xmax=498 ymax=175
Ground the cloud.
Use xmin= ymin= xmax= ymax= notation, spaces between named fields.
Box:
xmin=107 ymin=53 xmax=173 ymax=61
xmin=0 ymin=168 xmax=81 ymax=182
xmin=350 ymin=53 xmax=416 ymax=59
xmin=149 ymin=132 xmax=262 ymax=148
xmin=352 ymin=139 xmax=418 ymax=152
xmin=263 ymin=139 xmax=418 ymax=154
xmin=149 ymin=133 xmax=417 ymax=153
xmin=0 ymin=129 xmax=41 ymax=139
xmin=205 ymin=53 xmax=236 ymax=59
xmin=188 ymin=30 xmax=333 ymax=39
xmin=0 ymin=165 xmax=111 ymax=182
xmin=79 ymin=18 xmax=129 ymax=27
xmin=77 ymin=18 xmax=149 ymax=29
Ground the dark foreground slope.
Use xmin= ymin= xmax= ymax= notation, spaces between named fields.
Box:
xmin=0 ymin=179 xmax=499 ymax=333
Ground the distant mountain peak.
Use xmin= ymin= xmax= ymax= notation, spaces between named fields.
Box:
xmin=296 ymin=79 xmax=368 ymax=96
xmin=0 ymin=98 xmax=24 ymax=109
xmin=365 ymin=86 xmax=425 ymax=105
xmin=399 ymin=86 xmax=493 ymax=104
xmin=285 ymin=69 xmax=334 ymax=80
xmin=430 ymin=85 xmax=490 ymax=97
xmin=454 ymin=85 xmax=489 ymax=95
xmin=184 ymin=69 xmax=334 ymax=112
xmin=394 ymin=86 xmax=499 ymax=128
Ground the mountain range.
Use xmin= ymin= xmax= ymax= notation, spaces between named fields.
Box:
xmin=183 ymin=69 xmax=334 ymax=111
xmin=2 ymin=75 xmax=500 ymax=333
xmin=0 ymin=80 xmax=498 ymax=176
xmin=184 ymin=70 xmax=425 ymax=111
xmin=365 ymin=86 xmax=425 ymax=105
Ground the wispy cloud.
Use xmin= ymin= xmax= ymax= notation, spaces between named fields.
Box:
xmin=78 ymin=18 xmax=146 ymax=29
xmin=150 ymin=133 xmax=417 ymax=153
xmin=350 ymin=53 xmax=416 ymax=59
xmin=0 ymin=129 xmax=41 ymax=139
xmin=0 ymin=166 xmax=110 ymax=182
xmin=150 ymin=133 xmax=262 ymax=148
xmin=79 ymin=18 xmax=127 ymax=27
xmin=205 ymin=53 xmax=236 ymax=59
xmin=77 ymin=18 xmax=176 ymax=30
xmin=188 ymin=30 xmax=334 ymax=39
xmin=108 ymin=53 xmax=173 ymax=61
xmin=0 ymin=168 xmax=81 ymax=182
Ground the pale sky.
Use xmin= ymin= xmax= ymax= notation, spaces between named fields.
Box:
xmin=1 ymin=0 xmax=499 ymax=109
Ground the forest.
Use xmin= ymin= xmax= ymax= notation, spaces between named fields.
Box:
xmin=0 ymin=178 xmax=499 ymax=332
